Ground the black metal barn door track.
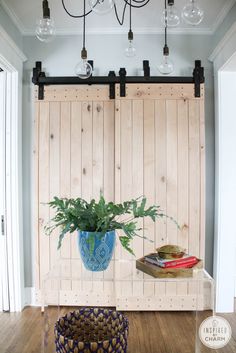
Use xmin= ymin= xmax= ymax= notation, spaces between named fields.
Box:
xmin=32 ymin=60 xmax=204 ymax=100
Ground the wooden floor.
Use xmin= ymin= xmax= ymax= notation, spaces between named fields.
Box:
xmin=0 ymin=307 xmax=236 ymax=353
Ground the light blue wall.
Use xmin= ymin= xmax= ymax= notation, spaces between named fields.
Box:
xmin=0 ymin=3 xmax=23 ymax=50
xmin=212 ymin=2 xmax=236 ymax=51
xmin=23 ymin=33 xmax=215 ymax=286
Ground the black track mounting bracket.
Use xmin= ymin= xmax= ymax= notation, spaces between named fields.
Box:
xmin=193 ymin=60 xmax=204 ymax=98
xmin=32 ymin=61 xmax=46 ymax=100
xmin=88 ymin=60 xmax=94 ymax=77
xmin=119 ymin=68 xmax=127 ymax=97
xmin=108 ymin=71 xmax=116 ymax=99
xmin=143 ymin=60 xmax=150 ymax=78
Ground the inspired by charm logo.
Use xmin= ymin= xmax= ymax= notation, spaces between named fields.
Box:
xmin=199 ymin=316 xmax=232 ymax=349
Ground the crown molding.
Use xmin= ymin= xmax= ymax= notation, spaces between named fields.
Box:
xmin=209 ymin=21 xmax=236 ymax=62
xmin=209 ymin=0 xmax=236 ymax=34
xmin=0 ymin=24 xmax=27 ymax=62
xmin=1 ymin=0 xmax=26 ymax=34
xmin=23 ymin=26 xmax=213 ymax=36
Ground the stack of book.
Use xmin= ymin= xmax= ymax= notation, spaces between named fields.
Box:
xmin=144 ymin=253 xmax=198 ymax=269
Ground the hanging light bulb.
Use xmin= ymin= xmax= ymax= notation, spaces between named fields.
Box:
xmin=36 ymin=0 xmax=55 ymax=42
xmin=158 ymin=45 xmax=174 ymax=75
xmin=75 ymin=49 xmax=93 ymax=79
xmin=125 ymin=1 xmax=136 ymax=57
xmin=182 ymin=0 xmax=204 ymax=26
xmin=159 ymin=0 xmax=174 ymax=75
xmin=89 ymin=0 xmax=115 ymax=15
xmin=125 ymin=40 xmax=136 ymax=57
xmin=75 ymin=0 xmax=92 ymax=79
xmin=125 ymin=30 xmax=136 ymax=57
xmin=161 ymin=0 xmax=180 ymax=27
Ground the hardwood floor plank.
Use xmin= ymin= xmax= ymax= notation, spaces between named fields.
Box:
xmin=0 ymin=308 xmax=235 ymax=353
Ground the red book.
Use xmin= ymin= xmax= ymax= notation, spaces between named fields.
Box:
xmin=145 ymin=254 xmax=198 ymax=268
xmin=163 ymin=259 xmax=199 ymax=269
xmin=162 ymin=257 xmax=198 ymax=269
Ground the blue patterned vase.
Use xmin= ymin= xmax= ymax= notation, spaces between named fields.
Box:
xmin=78 ymin=231 xmax=116 ymax=271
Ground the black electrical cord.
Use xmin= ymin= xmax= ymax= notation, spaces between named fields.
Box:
xmin=165 ymin=0 xmax=167 ymax=47
xmin=61 ymin=0 xmax=150 ymax=24
xmin=129 ymin=0 xmax=132 ymax=30
xmin=123 ymin=0 xmax=150 ymax=8
xmin=61 ymin=0 xmax=92 ymax=18
xmin=114 ymin=2 xmax=128 ymax=26
xmin=83 ymin=0 xmax=86 ymax=49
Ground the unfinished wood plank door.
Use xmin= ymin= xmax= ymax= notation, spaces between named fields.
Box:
xmin=34 ymin=83 xmax=205 ymax=310
xmin=34 ymin=85 xmax=116 ymax=306
xmin=115 ymin=83 xmax=205 ymax=310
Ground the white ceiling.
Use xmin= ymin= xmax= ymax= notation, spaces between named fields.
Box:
xmin=1 ymin=0 xmax=235 ymax=35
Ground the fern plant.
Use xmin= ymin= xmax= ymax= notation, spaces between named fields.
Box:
xmin=45 ymin=195 xmax=175 ymax=255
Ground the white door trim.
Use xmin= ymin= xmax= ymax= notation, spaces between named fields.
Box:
xmin=210 ymin=22 xmax=236 ymax=313
xmin=0 ymin=23 xmax=26 ymax=312
xmin=0 ymin=61 xmax=23 ymax=311
xmin=0 ymin=69 xmax=9 ymax=311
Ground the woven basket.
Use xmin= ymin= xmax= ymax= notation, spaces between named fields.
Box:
xmin=54 ymin=308 xmax=129 ymax=353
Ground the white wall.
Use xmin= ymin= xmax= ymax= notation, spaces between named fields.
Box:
xmin=214 ymin=71 xmax=236 ymax=312
xmin=22 ymin=33 xmax=215 ymax=287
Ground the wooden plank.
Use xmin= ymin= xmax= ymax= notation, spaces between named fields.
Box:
xmin=60 ymin=102 xmax=71 ymax=260
xmin=33 ymin=102 xmax=40 ymax=289
xmin=70 ymin=102 xmax=82 ymax=290
xmin=92 ymin=101 xmax=104 ymax=200
xmin=188 ymin=100 xmax=200 ymax=296
xmin=114 ymin=99 xmax=121 ymax=206
xmin=39 ymin=85 xmax=111 ymax=102
xmin=92 ymin=101 xmax=104 ymax=293
xmin=143 ymin=100 xmax=155 ymax=297
xmin=116 ymin=84 xmax=204 ymax=101
xmin=81 ymin=101 xmax=93 ymax=292
xmin=60 ymin=102 xmax=71 ymax=290
xmin=166 ymin=100 xmax=178 ymax=297
xmin=177 ymin=99 xmax=189 ymax=253
xmin=81 ymin=101 xmax=93 ymax=201
xmin=103 ymin=101 xmax=115 ymax=202
xmin=132 ymin=100 xmax=144 ymax=297
xmin=155 ymin=100 xmax=167 ymax=249
xmin=188 ymin=100 xmax=200 ymax=258
xmin=103 ymin=101 xmax=115 ymax=294
xmin=114 ymin=98 xmax=122 ymax=291
xmin=36 ymin=84 xmax=204 ymax=103
xmin=49 ymin=102 xmax=60 ymax=273
xmin=199 ymin=99 xmax=205 ymax=261
xmin=70 ymin=101 xmax=82 ymax=260
xmin=132 ymin=100 xmax=144 ymax=258
xmin=166 ymin=100 xmax=178 ymax=245
xmin=120 ymin=100 xmax=133 ymax=296
xmin=38 ymin=102 xmax=50 ymax=286
xmin=176 ymin=99 xmax=189 ymax=297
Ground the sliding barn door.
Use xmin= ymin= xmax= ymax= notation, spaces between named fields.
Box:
xmin=114 ymin=83 xmax=205 ymax=310
xmin=34 ymin=83 xmax=205 ymax=310
xmin=34 ymin=85 xmax=116 ymax=306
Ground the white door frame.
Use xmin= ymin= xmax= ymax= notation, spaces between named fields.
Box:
xmin=209 ymin=22 xmax=236 ymax=313
xmin=0 ymin=58 xmax=23 ymax=311
xmin=0 ymin=25 xmax=26 ymax=311
xmin=0 ymin=69 xmax=9 ymax=311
